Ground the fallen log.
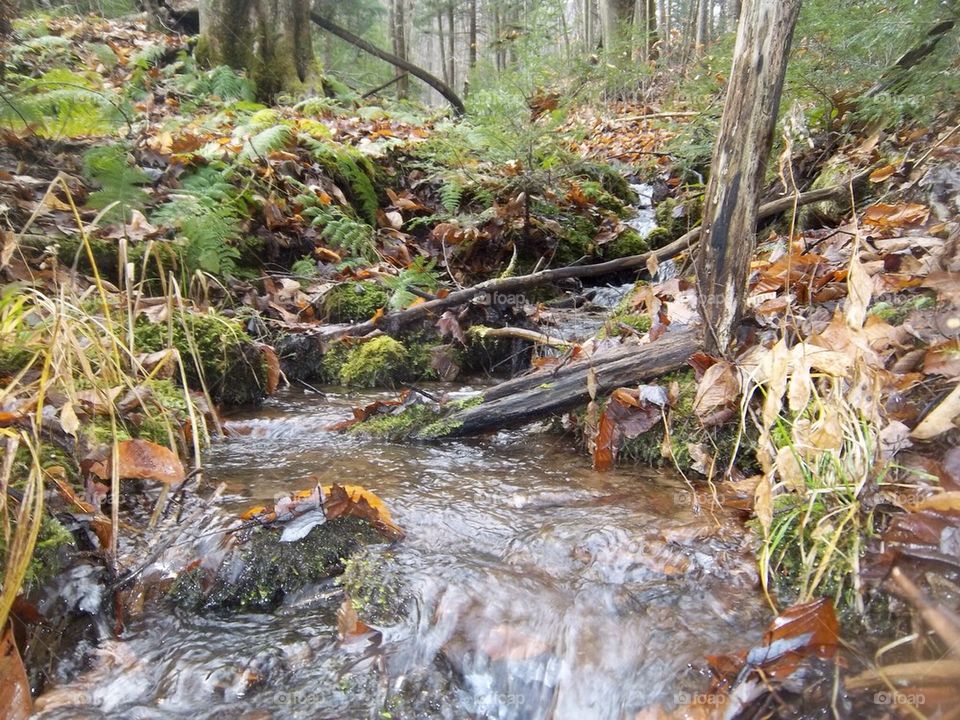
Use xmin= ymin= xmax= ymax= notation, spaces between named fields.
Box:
xmin=435 ymin=326 xmax=700 ymax=437
xmin=323 ymin=171 xmax=871 ymax=342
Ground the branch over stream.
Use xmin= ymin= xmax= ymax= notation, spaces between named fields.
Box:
xmin=312 ymin=171 xmax=870 ymax=344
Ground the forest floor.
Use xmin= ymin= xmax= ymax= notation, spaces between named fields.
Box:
xmin=1 ymin=12 xmax=960 ymax=720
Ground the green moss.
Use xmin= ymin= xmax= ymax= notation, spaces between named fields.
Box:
xmin=133 ymin=310 xmax=267 ymax=405
xmin=578 ymin=180 xmax=626 ymax=214
xmin=170 ymin=516 xmax=387 ymax=613
xmin=322 ymin=282 xmax=389 ymax=323
xmin=614 ymin=369 xmax=758 ymax=473
xmin=336 ymin=548 xmax=407 ymax=624
xmin=339 ymin=336 xmax=409 ymax=388
xmin=572 ymin=162 xmax=634 ymax=204
xmin=644 ymin=226 xmax=674 ymax=250
xmin=350 ymin=402 xmax=444 ymax=440
xmin=603 ymin=228 xmax=649 ymax=259
xmin=868 ymin=294 xmax=935 ymax=325
xmin=653 ymin=195 xmax=703 ymax=242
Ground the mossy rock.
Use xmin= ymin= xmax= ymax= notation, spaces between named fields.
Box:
xmin=572 ymin=162 xmax=635 ymax=205
xmin=653 ymin=195 xmax=703 ymax=242
xmin=801 ymin=159 xmax=857 ymax=225
xmin=338 ymin=336 xmax=410 ymax=388
xmin=168 ymin=516 xmax=388 ymax=614
xmin=133 ymin=310 xmax=267 ymax=406
xmin=350 ymin=395 xmax=481 ymax=440
xmin=321 ymin=282 xmax=389 ymax=324
xmin=602 ymin=228 xmax=649 ymax=259
xmin=337 ymin=547 xmax=408 ymax=625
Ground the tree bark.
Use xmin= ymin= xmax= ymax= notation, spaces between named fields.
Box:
xmin=437 ymin=327 xmax=700 ymax=436
xmin=446 ymin=2 xmax=456 ymax=92
xmin=310 ymin=12 xmax=466 ymax=116
xmin=437 ymin=12 xmax=449 ymax=85
xmin=468 ymin=0 xmax=478 ymax=69
xmin=695 ymin=0 xmax=802 ymax=355
xmin=392 ymin=0 xmax=409 ymax=98
xmin=199 ymin=0 xmax=318 ymax=99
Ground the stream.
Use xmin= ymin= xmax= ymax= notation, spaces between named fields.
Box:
xmin=31 ymin=182 xmax=772 ymax=720
xmin=35 ymin=387 xmax=769 ymax=720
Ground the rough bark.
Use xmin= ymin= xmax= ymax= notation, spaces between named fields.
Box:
xmin=310 ymin=12 xmax=466 ymax=116
xmin=438 ymin=327 xmax=700 ymax=437
xmin=198 ymin=0 xmax=318 ymax=99
xmin=695 ymin=0 xmax=802 ymax=355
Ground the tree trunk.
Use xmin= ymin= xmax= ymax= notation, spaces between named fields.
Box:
xmin=446 ymin=2 xmax=456 ymax=91
xmin=437 ymin=12 xmax=449 ymax=85
xmin=695 ymin=0 xmax=709 ymax=48
xmin=198 ymin=0 xmax=318 ymax=99
xmin=468 ymin=0 xmax=478 ymax=69
xmin=311 ymin=12 xmax=466 ymax=116
xmin=392 ymin=0 xmax=409 ymax=98
xmin=695 ymin=0 xmax=802 ymax=355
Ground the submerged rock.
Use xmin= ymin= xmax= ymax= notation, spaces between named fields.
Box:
xmin=168 ymin=516 xmax=392 ymax=614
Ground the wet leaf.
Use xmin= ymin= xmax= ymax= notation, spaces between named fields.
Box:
xmin=259 ymin=343 xmax=281 ymax=394
xmin=869 ymin=164 xmax=897 ymax=182
xmin=844 ymin=248 xmax=873 ymax=330
xmin=0 ymin=626 xmax=31 ymax=720
xmin=89 ymin=439 xmax=185 ymax=484
xmin=324 ymin=484 xmax=404 ymax=540
xmin=59 ymin=401 xmax=80 ymax=436
xmin=912 ymin=383 xmax=960 ymax=440
xmin=923 ymin=340 xmax=960 ymax=378
xmin=436 ymin=310 xmax=466 ymax=345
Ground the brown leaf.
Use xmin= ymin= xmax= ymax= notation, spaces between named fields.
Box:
xmin=911 ymin=383 xmax=960 ymax=440
xmin=89 ymin=439 xmax=185 ymax=484
xmin=868 ymin=164 xmax=896 ymax=182
xmin=0 ymin=626 xmax=31 ymax=720
xmin=923 ymin=340 xmax=960 ymax=378
xmin=692 ymin=360 xmax=740 ymax=423
xmin=435 ymin=310 xmax=467 ymax=345
xmin=324 ymin=484 xmax=405 ymax=540
xmin=259 ymin=343 xmax=281 ymax=394
xmin=863 ymin=203 xmax=930 ymax=229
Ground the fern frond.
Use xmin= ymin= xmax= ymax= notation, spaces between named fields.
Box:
xmin=439 ymin=179 xmax=463 ymax=214
xmin=381 ymin=257 xmax=441 ymax=310
xmin=312 ymin=207 xmax=376 ymax=260
xmin=82 ymin=144 xmax=150 ymax=220
xmin=241 ymin=123 xmax=293 ymax=160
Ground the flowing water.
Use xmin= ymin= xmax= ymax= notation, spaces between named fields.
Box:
xmin=35 ymin=386 xmax=770 ymax=720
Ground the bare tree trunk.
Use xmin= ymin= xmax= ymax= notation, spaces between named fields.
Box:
xmin=446 ymin=2 xmax=456 ymax=91
xmin=494 ymin=5 xmax=504 ymax=71
xmin=199 ymin=0 xmax=318 ymax=99
xmin=695 ymin=0 xmax=709 ymax=48
xmin=696 ymin=0 xmax=803 ymax=355
xmin=392 ymin=0 xmax=409 ymax=98
xmin=437 ymin=12 xmax=449 ymax=85
xmin=469 ymin=0 xmax=478 ymax=69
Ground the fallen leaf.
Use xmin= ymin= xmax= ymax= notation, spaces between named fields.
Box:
xmin=0 ymin=626 xmax=31 ymax=720
xmin=869 ymin=164 xmax=896 ymax=182
xmin=88 ymin=439 xmax=185 ymax=484
xmin=923 ymin=340 xmax=960 ymax=378
xmin=863 ymin=203 xmax=930 ymax=228
xmin=692 ymin=360 xmax=740 ymax=422
xmin=59 ymin=401 xmax=80 ymax=436
xmin=911 ymin=383 xmax=960 ymax=440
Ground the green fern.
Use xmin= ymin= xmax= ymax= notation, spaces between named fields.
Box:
xmin=152 ymin=165 xmax=246 ymax=277
xmin=82 ymin=144 xmax=150 ymax=221
xmin=438 ymin=178 xmax=463 ymax=214
xmin=298 ymin=134 xmax=380 ymax=224
xmin=2 ymin=69 xmax=125 ymax=138
xmin=241 ymin=123 xmax=293 ymax=160
xmin=381 ymin=257 xmax=440 ymax=310
xmin=175 ymin=65 xmax=254 ymax=102
xmin=312 ymin=207 xmax=376 ymax=260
